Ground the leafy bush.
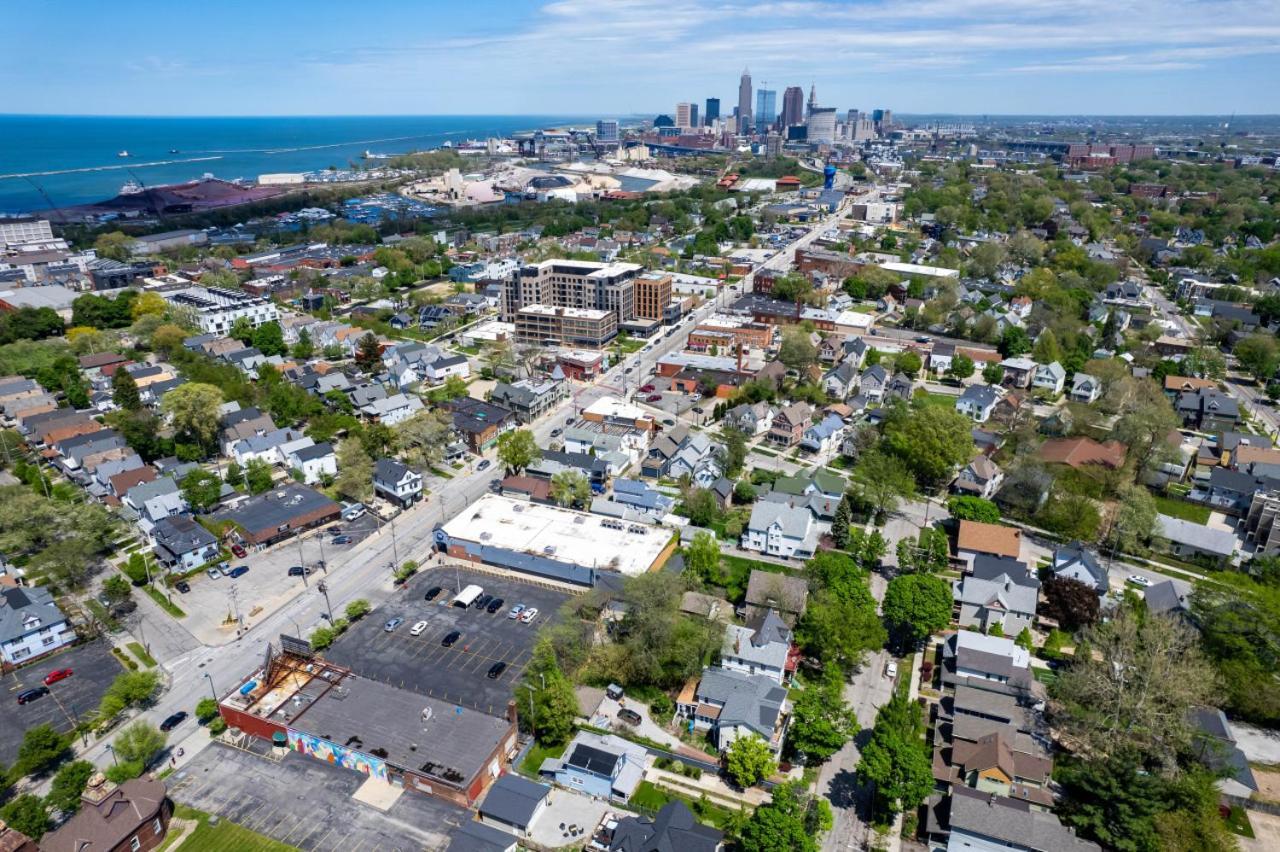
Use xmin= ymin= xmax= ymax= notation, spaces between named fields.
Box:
xmin=208 ymin=717 xmax=228 ymax=736
xmin=195 ymin=697 xmax=219 ymax=723
xmin=650 ymin=694 xmax=674 ymax=720
xmin=104 ymin=760 xmax=144 ymax=783
xmin=345 ymin=599 xmax=371 ymax=621
xmin=120 ymin=553 xmax=149 ymax=585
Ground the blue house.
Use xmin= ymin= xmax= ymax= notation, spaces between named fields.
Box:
xmin=800 ymin=413 xmax=846 ymax=454
xmin=540 ymin=731 xmax=647 ymax=802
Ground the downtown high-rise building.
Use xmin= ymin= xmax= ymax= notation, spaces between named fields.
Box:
xmin=675 ymin=102 xmax=693 ymax=129
xmin=755 ymin=88 xmax=777 ymax=133
xmin=704 ymin=97 xmax=720 ymax=126
xmin=737 ymin=68 xmax=753 ymax=133
xmin=689 ymin=103 xmax=699 ymax=129
xmin=781 ymin=86 xmax=804 ymax=127
xmin=595 ymin=119 xmax=619 ymax=144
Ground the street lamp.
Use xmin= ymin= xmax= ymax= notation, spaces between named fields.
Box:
xmin=516 ymin=683 xmax=537 ymax=739
xmin=105 ymin=744 xmax=118 ymax=767
xmin=203 ymin=672 xmax=218 ymax=702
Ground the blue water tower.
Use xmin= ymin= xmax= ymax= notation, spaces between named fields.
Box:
xmin=823 ymin=165 xmax=837 ymax=189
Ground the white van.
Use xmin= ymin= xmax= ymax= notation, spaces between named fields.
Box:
xmin=340 ymin=502 xmax=366 ymax=521
xmin=451 ymin=584 xmax=484 ymax=609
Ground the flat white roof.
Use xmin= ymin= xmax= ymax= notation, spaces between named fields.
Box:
xmin=584 ymin=395 xmax=655 ymax=424
xmin=880 ymin=261 xmax=960 ymax=279
xmin=519 ymin=304 xmax=612 ymax=320
xmin=442 ymin=494 xmax=670 ymax=576
xmin=834 ymin=310 xmax=874 ymax=329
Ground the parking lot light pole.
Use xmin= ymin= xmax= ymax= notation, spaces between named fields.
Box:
xmin=203 ymin=672 xmax=218 ymax=702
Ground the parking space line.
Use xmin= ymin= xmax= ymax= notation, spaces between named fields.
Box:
xmin=276 ymin=813 xmax=304 ymax=843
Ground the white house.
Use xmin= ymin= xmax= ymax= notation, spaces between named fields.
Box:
xmin=1069 ymin=372 xmax=1101 ymax=404
xmin=955 ymin=384 xmax=1003 ymax=423
xmin=929 ymin=342 xmax=955 ymax=375
xmin=720 ymin=610 xmax=793 ymax=685
xmin=953 ymin=456 xmax=1004 ymax=499
xmin=1031 ymin=361 xmax=1066 ymax=395
xmin=360 ymin=393 xmax=423 ymax=427
xmin=287 ymin=442 xmax=337 ymax=485
xmin=742 ymin=502 xmax=818 ymax=560
xmin=0 ymin=585 xmax=75 ymax=665
xmin=373 ymin=458 xmax=423 ymax=507
xmin=422 ymin=353 xmax=471 ymax=385
xmin=859 ymin=364 xmax=889 ymax=402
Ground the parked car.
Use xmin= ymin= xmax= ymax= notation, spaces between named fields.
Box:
xmin=624 ymin=367 xmax=633 ymax=374
xmin=175 ymin=580 xmax=191 ymax=594
xmin=424 ymin=586 xmax=444 ymax=601
xmin=410 ymin=620 xmax=429 ymax=636
xmin=228 ymin=566 xmax=249 ymax=579
xmin=17 ymin=687 xmax=49 ymax=705
xmin=916 ymin=335 xmax=933 ymax=343
xmin=287 ymin=566 xmax=311 ymax=577
xmin=474 ymin=594 xmax=493 ymax=610
xmin=640 ymin=384 xmax=655 ymax=392
xmin=384 ymin=617 xmax=405 ymax=632
xmin=520 ymin=607 xmax=539 ymax=624
xmin=550 ymin=428 xmax=562 ymax=437
xmin=487 ymin=662 xmax=507 ymax=679
xmin=442 ymin=630 xmax=461 ymax=647
xmin=507 ymin=604 xmax=526 ymax=620
xmin=884 ymin=661 xmax=899 ymax=679
xmin=160 ymin=711 xmax=188 ymax=732
xmin=486 ymin=597 xmax=505 ymax=614
xmin=662 ymin=418 xmax=675 ymax=426
xmin=230 ymin=544 xmax=247 ymax=558
xmin=331 ymin=535 xmax=352 ymax=545
xmin=1126 ymin=574 xmax=1154 ymax=588
xmin=477 ymin=459 xmax=491 ymax=471
xmin=565 ymin=416 xmax=575 ymax=425
xmin=646 ymin=394 xmax=662 ymax=402
xmin=206 ymin=568 xmax=221 ymax=580
xmin=43 ymin=668 xmax=73 ymax=686
xmin=617 ymin=708 xmax=642 ymax=726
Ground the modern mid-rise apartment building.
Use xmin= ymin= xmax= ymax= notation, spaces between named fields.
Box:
xmin=161 ymin=286 xmax=281 ymax=334
xmin=633 ymin=272 xmax=672 ymax=322
xmin=514 ymin=305 xmax=617 ymax=349
xmin=504 ymin=260 xmax=643 ymax=326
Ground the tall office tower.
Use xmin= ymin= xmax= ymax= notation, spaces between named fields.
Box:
xmin=675 ymin=102 xmax=693 ymax=129
xmin=737 ymin=68 xmax=753 ymax=133
xmin=807 ymin=83 xmax=817 ymax=117
xmin=781 ymin=86 xmax=805 ymax=127
xmin=689 ymin=104 xmax=699 ymax=129
xmin=754 ymin=89 xmax=777 ymax=133
xmin=872 ymin=108 xmax=885 ymax=124
xmin=882 ymin=109 xmax=893 ymax=129
xmin=806 ymin=107 xmax=838 ymax=144
xmin=595 ymin=119 xmax=619 ymax=145
xmin=704 ymin=97 xmax=720 ymax=126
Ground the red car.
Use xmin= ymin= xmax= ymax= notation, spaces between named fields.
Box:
xmin=230 ymin=544 xmax=247 ymax=558
xmin=646 ymin=394 xmax=662 ymax=402
xmin=43 ymin=668 xmax=73 ymax=686
xmin=640 ymin=384 xmax=655 ymax=392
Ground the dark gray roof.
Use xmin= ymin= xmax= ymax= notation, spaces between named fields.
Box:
xmin=609 ymin=800 xmax=723 ymax=852
xmin=1143 ymin=580 xmax=1186 ymax=615
xmin=212 ymin=484 xmax=339 ymax=537
xmin=152 ymin=514 xmax=217 ymax=556
xmin=291 ymin=442 xmax=334 ymax=462
xmin=566 ymin=743 xmax=619 ymax=777
xmin=374 ymin=458 xmax=415 ymax=484
xmin=947 ymin=785 xmax=1101 ymax=851
xmin=478 ymin=774 xmax=549 ymax=828
xmin=0 ymin=585 xmax=67 ymax=645
xmin=447 ymin=820 xmax=516 ymax=852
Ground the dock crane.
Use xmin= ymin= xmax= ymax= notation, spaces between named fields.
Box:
xmin=21 ymin=177 xmax=70 ymax=225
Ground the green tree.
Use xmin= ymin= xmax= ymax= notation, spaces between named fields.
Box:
xmin=549 ymin=470 xmax=591 ymax=508
xmin=345 ymin=598 xmax=371 ymax=620
xmin=522 ymin=637 xmax=579 ymax=746
xmin=882 ymin=574 xmax=952 ymax=649
xmin=251 ymin=320 xmax=287 ymax=356
xmin=982 ymin=362 xmax=1004 ymax=385
xmin=1106 ymin=483 xmax=1158 ymax=554
xmin=1235 ymin=332 xmax=1279 ymax=382
xmin=195 ymin=697 xmax=220 ymax=723
xmin=1113 ymin=383 xmax=1180 ymax=481
xmin=946 ymin=495 xmax=1001 ymax=523
xmin=682 ymin=487 xmax=722 ymax=527
xmin=739 ymin=780 xmax=831 ymax=852
xmin=111 ymin=367 xmax=142 ymax=411
xmin=722 ymin=428 xmax=747 ymax=478
xmin=441 ymin=374 xmax=469 ymax=400
xmin=244 ymin=458 xmax=274 ymax=494
xmin=112 ymin=722 xmax=167 ymax=769
xmin=96 ymin=670 xmax=161 ymax=722
xmin=101 ymin=574 xmax=132 ymax=605
xmin=1015 ymin=627 xmax=1034 ymax=650
xmin=778 ymin=327 xmax=817 ymax=372
xmin=851 ymin=449 xmax=915 ymax=519
xmin=0 ymin=794 xmax=49 ymax=840
xmin=395 ymin=410 xmax=453 ymax=469
xmin=161 ymin=382 xmax=224 ymax=453
xmin=14 ymin=723 xmax=71 ymax=777
xmin=831 ymin=493 xmax=852 ymax=549
xmin=1037 ymin=493 xmax=1101 ymax=541
xmin=229 ymin=316 xmax=254 ymax=343
xmin=725 ymin=734 xmax=776 ymax=788
xmin=857 ymin=691 xmax=932 ymax=819
xmin=354 ymin=332 xmax=382 ymax=373
xmin=180 ymin=468 xmax=223 ymax=512
xmin=496 ymin=429 xmax=540 ymax=475
xmin=93 ymin=231 xmax=132 ymax=261
xmin=788 ymin=664 xmax=858 ymax=763
xmin=895 ymin=350 xmax=922 ymax=376
xmin=292 ymin=327 xmax=314 ymax=360
xmin=999 ymin=325 xmax=1030 ymax=357
xmin=334 ymin=438 xmax=374 ymax=503
xmin=684 ymin=531 xmax=721 ymax=583
xmin=1031 ymin=328 xmax=1063 ymax=365
xmin=795 ymin=586 xmax=887 ymax=674
xmin=947 ymin=352 xmax=975 ymax=379
xmin=883 ymin=404 xmax=973 ymax=485
xmin=47 ymin=759 xmax=96 ymax=814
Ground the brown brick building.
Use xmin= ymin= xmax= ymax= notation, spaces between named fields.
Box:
xmin=633 ymin=272 xmax=672 ymax=321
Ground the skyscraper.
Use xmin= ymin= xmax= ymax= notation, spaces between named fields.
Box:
xmin=806 ymin=107 xmax=837 ymax=144
xmin=689 ymin=104 xmax=699 ymax=129
xmin=755 ymin=88 xmax=777 ymax=133
xmin=675 ymin=102 xmax=693 ymax=129
xmin=781 ymin=87 xmax=804 ymax=127
xmin=595 ymin=120 xmax=619 ymax=145
xmin=807 ymin=83 xmax=817 ymax=118
xmin=704 ymin=97 xmax=720 ymax=126
xmin=737 ymin=68 xmax=753 ymax=134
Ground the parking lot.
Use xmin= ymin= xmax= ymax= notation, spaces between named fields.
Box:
xmin=170 ymin=742 xmax=464 ymax=851
xmin=324 ymin=566 xmax=571 ymax=718
xmin=0 ymin=641 xmax=122 ymax=764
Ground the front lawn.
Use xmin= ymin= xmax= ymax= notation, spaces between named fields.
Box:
xmin=912 ymin=390 xmax=958 ymax=410
xmin=519 ymin=739 xmax=567 ymax=777
xmin=159 ymin=805 xmax=297 ymax=852
xmin=629 ymin=781 xmax=740 ymax=830
xmin=1152 ymin=493 xmax=1210 ymax=524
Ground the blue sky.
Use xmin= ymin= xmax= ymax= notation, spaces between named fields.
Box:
xmin=5 ymin=0 xmax=1279 ymax=115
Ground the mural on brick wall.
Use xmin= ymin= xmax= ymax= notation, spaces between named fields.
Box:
xmin=287 ymin=729 xmax=388 ymax=781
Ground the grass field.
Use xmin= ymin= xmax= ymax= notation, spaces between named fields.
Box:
xmin=1152 ymin=494 xmax=1211 ymax=524
xmin=912 ymin=390 xmax=958 ymax=410
xmin=145 ymin=586 xmax=186 ymax=618
xmin=518 ymin=740 xmax=567 ymax=777
xmin=159 ymin=805 xmax=298 ymax=852
xmin=127 ymin=642 xmax=157 ymax=668
xmin=630 ymin=781 xmax=740 ymax=830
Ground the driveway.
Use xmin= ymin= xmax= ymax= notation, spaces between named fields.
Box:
xmin=588 ymin=694 xmax=686 ymax=753
xmin=1230 ymin=721 xmax=1280 ymax=765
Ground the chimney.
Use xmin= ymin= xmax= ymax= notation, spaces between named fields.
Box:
xmin=81 ymin=772 xmax=116 ymax=807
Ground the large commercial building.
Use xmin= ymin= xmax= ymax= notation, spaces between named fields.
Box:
xmin=755 ymin=89 xmax=777 ymax=134
xmin=436 ymin=494 xmax=677 ymax=586
xmin=595 ymin=119 xmax=619 ymax=144
xmin=806 ymin=107 xmax=838 ymax=144
xmin=633 ymin=272 xmax=672 ymax=322
xmin=675 ymin=102 xmax=693 ymax=130
xmin=0 ymin=217 xmax=54 ymax=248
xmin=218 ymin=642 xmax=517 ymax=807
xmin=704 ymin=97 xmax=720 ymax=126
xmin=504 ymin=259 xmax=642 ymax=325
xmin=514 ymin=304 xmax=617 ymax=349
xmin=781 ymin=87 xmax=804 ymax=128
xmin=737 ymin=68 xmax=753 ymax=133
xmin=161 ymin=285 xmax=280 ymax=334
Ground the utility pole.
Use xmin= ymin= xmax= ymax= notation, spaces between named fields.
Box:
xmin=517 ymin=683 xmax=536 ymax=740
xmin=295 ymin=534 xmax=309 ymax=587
xmin=317 ymin=581 xmax=335 ymax=623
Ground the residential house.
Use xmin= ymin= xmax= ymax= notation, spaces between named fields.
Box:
xmin=800 ymin=413 xmax=846 ymax=454
xmin=768 ymin=402 xmax=813 ymax=447
xmin=449 ymin=397 xmax=517 ymax=453
xmin=757 ymin=470 xmax=844 ymax=522
xmin=422 ymin=353 xmax=471 ymax=386
xmin=933 ymin=785 xmax=1100 ymax=852
xmin=1051 ymin=542 xmax=1108 ymax=595
xmin=676 ymin=666 xmax=790 ymax=755
xmin=822 ymin=360 xmax=860 ymax=399
xmin=220 ymin=407 xmax=276 ymax=455
xmin=610 ymin=479 xmax=675 ymax=518
xmin=608 ymin=801 xmax=724 ymax=852
xmin=539 ymin=731 xmax=647 ymax=803
xmin=1031 ymin=362 xmax=1066 ymax=395
xmin=667 ymin=432 xmax=723 ymax=488
xmin=955 ymin=554 xmax=1040 ymax=635
xmin=1193 ymin=466 xmax=1280 ymax=515
xmin=528 ymin=450 xmax=611 ymax=492
xmin=1069 ymin=372 xmax=1101 ymax=404
xmin=360 ymin=393 xmax=424 ymax=427
xmin=641 ymin=424 xmax=696 ymax=478
xmin=742 ymin=502 xmax=818 ymax=560
xmin=488 ymin=379 xmax=569 ymax=424
xmin=0 ymin=585 xmax=75 ymax=665
xmin=946 ymin=730 xmax=1054 ymax=808
xmin=744 ymin=570 xmax=809 ymax=626
xmin=955 ymin=384 xmax=1003 ymax=424
xmin=720 ymin=610 xmax=795 ymax=684
xmin=123 ymin=476 xmax=189 ymax=537
xmin=999 ymin=358 xmax=1036 ymax=389
xmin=1154 ymin=514 xmax=1237 ymax=565
xmin=953 ymin=456 xmax=1004 ymax=499
xmin=373 ymin=459 xmax=423 ymax=507
xmin=885 ymin=372 xmax=915 ymax=402
xmin=40 ymin=776 xmax=173 ymax=852
xmin=1176 ymin=388 xmax=1240 ymax=432
xmin=564 ymin=422 xmax=649 ymax=473
xmin=1037 ymin=436 xmax=1127 ymax=471
xmin=941 ymin=631 xmax=1035 ymax=697
xmin=930 ymin=342 xmax=956 ymax=375
xmin=211 ymin=483 xmax=340 ymax=547
xmin=151 ymin=515 xmax=220 ymax=572
xmin=231 ymin=427 xmax=306 ymax=467
xmin=476 ymin=774 xmax=550 ymax=839
xmin=955 ymin=520 xmax=1023 ymax=570
xmin=723 ymin=401 xmax=776 ymax=437
xmin=1144 ymin=580 xmax=1188 ymax=616
xmin=287 ymin=442 xmax=337 ymax=485
xmin=858 ymin=364 xmax=889 ymax=402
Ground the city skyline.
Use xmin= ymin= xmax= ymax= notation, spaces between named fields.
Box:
xmin=5 ymin=0 xmax=1280 ymax=116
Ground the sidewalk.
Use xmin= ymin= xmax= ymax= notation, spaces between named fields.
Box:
xmin=645 ymin=766 xmax=769 ymax=809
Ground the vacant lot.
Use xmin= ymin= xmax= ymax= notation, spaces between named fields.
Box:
xmin=324 ymin=566 xmax=571 ymax=717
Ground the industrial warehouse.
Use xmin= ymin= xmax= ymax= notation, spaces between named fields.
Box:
xmin=434 ymin=493 xmax=677 ymax=586
xmin=217 ymin=638 xmax=518 ymax=807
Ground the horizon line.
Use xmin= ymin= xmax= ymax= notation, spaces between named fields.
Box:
xmin=2 ymin=112 xmax=1278 ymax=120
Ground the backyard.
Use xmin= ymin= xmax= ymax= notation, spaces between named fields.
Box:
xmin=1152 ymin=493 xmax=1211 ymax=524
